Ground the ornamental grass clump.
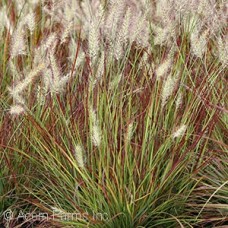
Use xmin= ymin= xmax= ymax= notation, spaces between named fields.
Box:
xmin=0 ymin=0 xmax=227 ymax=227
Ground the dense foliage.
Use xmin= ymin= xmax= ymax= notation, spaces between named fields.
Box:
xmin=0 ymin=0 xmax=227 ymax=227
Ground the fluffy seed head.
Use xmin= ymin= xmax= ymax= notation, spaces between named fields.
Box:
xmin=126 ymin=122 xmax=134 ymax=142
xmin=36 ymin=85 xmax=46 ymax=104
xmin=11 ymin=63 xmax=45 ymax=95
xmin=74 ymin=145 xmax=85 ymax=168
xmin=92 ymin=124 xmax=101 ymax=147
xmin=60 ymin=21 xmax=73 ymax=44
xmin=0 ymin=6 xmax=13 ymax=34
xmin=156 ymin=57 xmax=172 ymax=81
xmin=9 ymin=105 xmax=25 ymax=115
xmin=89 ymin=21 xmax=100 ymax=58
xmin=217 ymin=36 xmax=228 ymax=67
xmin=93 ymin=52 xmax=104 ymax=85
xmin=51 ymin=74 xmax=70 ymax=93
xmin=190 ymin=29 xmax=208 ymax=58
xmin=161 ymin=72 xmax=179 ymax=107
xmin=42 ymin=33 xmax=57 ymax=52
xmin=49 ymin=49 xmax=60 ymax=81
xmin=175 ymin=91 xmax=183 ymax=110
xmin=11 ymin=28 xmax=26 ymax=58
xmin=119 ymin=7 xmax=131 ymax=45
xmin=25 ymin=12 xmax=35 ymax=34
xmin=173 ymin=125 xmax=187 ymax=138
xmin=89 ymin=107 xmax=101 ymax=147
